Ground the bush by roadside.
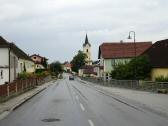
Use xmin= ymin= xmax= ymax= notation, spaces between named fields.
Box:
xmin=155 ymin=75 xmax=168 ymax=82
xmin=111 ymin=56 xmax=151 ymax=80
xmin=18 ymin=71 xmax=50 ymax=80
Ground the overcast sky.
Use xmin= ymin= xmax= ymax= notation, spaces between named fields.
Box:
xmin=0 ymin=0 xmax=168 ymax=63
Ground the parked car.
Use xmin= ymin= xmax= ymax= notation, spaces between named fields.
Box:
xmin=69 ymin=75 xmax=74 ymax=80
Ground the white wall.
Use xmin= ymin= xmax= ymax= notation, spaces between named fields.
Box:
xmin=18 ymin=59 xmax=35 ymax=73
xmin=0 ymin=48 xmax=9 ymax=67
xmin=36 ymin=64 xmax=45 ymax=69
xmin=78 ymin=69 xmax=83 ymax=76
xmin=0 ymin=48 xmax=9 ymax=85
xmin=100 ymin=53 xmax=104 ymax=63
xmin=26 ymin=60 xmax=35 ymax=73
xmin=0 ymin=69 xmax=9 ymax=85
xmin=10 ymin=51 xmax=19 ymax=82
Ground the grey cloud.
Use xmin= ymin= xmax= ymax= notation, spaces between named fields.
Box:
xmin=0 ymin=0 xmax=167 ymax=62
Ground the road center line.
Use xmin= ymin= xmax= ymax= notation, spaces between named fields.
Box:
xmin=88 ymin=120 xmax=94 ymax=126
xmin=76 ymin=95 xmax=79 ymax=100
xmin=80 ymin=103 xmax=85 ymax=111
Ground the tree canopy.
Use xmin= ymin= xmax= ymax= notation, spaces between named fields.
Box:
xmin=71 ymin=50 xmax=87 ymax=72
xmin=50 ymin=61 xmax=63 ymax=77
xmin=111 ymin=56 xmax=151 ymax=80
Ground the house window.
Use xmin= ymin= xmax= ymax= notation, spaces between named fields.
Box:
xmin=86 ymin=49 xmax=88 ymax=52
xmin=111 ymin=59 xmax=115 ymax=66
xmin=0 ymin=70 xmax=3 ymax=79
xmin=34 ymin=57 xmax=36 ymax=59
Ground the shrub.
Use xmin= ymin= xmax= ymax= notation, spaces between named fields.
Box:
xmin=111 ymin=55 xmax=151 ymax=80
xmin=18 ymin=72 xmax=30 ymax=79
xmin=155 ymin=75 xmax=168 ymax=82
xmin=35 ymin=69 xmax=45 ymax=74
xmin=19 ymin=72 xmax=37 ymax=79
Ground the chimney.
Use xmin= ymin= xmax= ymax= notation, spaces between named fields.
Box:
xmin=120 ymin=40 xmax=123 ymax=43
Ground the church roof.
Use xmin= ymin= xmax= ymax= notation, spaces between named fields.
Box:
xmin=83 ymin=34 xmax=91 ymax=47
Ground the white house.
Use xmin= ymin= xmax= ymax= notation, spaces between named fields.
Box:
xmin=98 ymin=42 xmax=152 ymax=80
xmin=30 ymin=54 xmax=48 ymax=70
xmin=63 ymin=62 xmax=72 ymax=72
xmin=0 ymin=36 xmax=35 ymax=85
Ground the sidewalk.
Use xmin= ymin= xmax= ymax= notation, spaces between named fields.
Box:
xmin=80 ymin=79 xmax=168 ymax=117
xmin=0 ymin=80 xmax=55 ymax=120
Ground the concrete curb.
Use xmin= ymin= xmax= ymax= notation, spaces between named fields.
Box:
xmin=0 ymin=81 xmax=53 ymax=120
xmin=12 ymin=87 xmax=47 ymax=111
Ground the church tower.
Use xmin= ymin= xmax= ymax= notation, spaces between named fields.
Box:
xmin=83 ymin=34 xmax=92 ymax=65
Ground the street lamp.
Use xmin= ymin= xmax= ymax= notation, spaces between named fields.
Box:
xmin=128 ymin=31 xmax=136 ymax=80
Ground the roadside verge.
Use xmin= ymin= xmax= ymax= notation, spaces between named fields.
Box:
xmin=78 ymin=79 xmax=168 ymax=119
xmin=0 ymin=80 xmax=55 ymax=120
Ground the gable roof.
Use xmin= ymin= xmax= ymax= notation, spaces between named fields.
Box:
xmin=142 ymin=39 xmax=168 ymax=68
xmin=30 ymin=54 xmax=48 ymax=60
xmin=0 ymin=36 xmax=33 ymax=61
xmin=98 ymin=42 xmax=152 ymax=59
xmin=0 ymin=36 xmax=8 ymax=45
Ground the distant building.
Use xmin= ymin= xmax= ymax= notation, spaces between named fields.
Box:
xmin=0 ymin=36 xmax=35 ymax=85
xmin=63 ymin=62 xmax=72 ymax=72
xmin=30 ymin=54 xmax=48 ymax=70
xmin=83 ymin=34 xmax=92 ymax=65
xmin=78 ymin=65 xmax=96 ymax=77
xmin=78 ymin=65 xmax=103 ymax=78
xmin=142 ymin=39 xmax=168 ymax=81
xmin=98 ymin=42 xmax=152 ymax=80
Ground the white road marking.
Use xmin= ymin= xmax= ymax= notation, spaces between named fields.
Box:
xmin=80 ymin=103 xmax=85 ymax=111
xmin=88 ymin=120 xmax=94 ymax=126
xmin=76 ymin=95 xmax=79 ymax=100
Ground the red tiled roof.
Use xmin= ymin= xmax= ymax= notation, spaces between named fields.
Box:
xmin=83 ymin=69 xmax=97 ymax=75
xmin=30 ymin=54 xmax=48 ymax=60
xmin=98 ymin=42 xmax=152 ymax=59
xmin=64 ymin=63 xmax=72 ymax=68
xmin=81 ymin=65 xmax=94 ymax=69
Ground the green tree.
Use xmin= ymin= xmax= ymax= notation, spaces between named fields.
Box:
xmin=111 ymin=56 xmax=151 ymax=80
xmin=71 ymin=50 xmax=87 ymax=72
xmin=129 ymin=55 xmax=151 ymax=80
xmin=50 ymin=61 xmax=63 ymax=77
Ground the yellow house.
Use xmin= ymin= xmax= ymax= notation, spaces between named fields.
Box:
xmin=151 ymin=68 xmax=168 ymax=81
xmin=143 ymin=39 xmax=168 ymax=81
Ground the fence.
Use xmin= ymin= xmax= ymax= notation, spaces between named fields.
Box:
xmin=81 ymin=77 xmax=168 ymax=92
xmin=0 ymin=76 xmax=51 ymax=101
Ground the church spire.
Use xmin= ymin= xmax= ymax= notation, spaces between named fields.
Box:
xmin=85 ymin=33 xmax=89 ymax=44
xmin=83 ymin=33 xmax=91 ymax=47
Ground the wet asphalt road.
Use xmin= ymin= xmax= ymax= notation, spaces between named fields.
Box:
xmin=0 ymin=76 xmax=168 ymax=126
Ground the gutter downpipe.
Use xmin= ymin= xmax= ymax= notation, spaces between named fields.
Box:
xmin=8 ymin=44 xmax=11 ymax=83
